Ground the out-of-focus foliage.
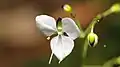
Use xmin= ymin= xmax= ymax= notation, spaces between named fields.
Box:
xmin=103 ymin=56 xmax=120 ymax=67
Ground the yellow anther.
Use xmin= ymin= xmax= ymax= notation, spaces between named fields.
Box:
xmin=47 ymin=37 xmax=50 ymax=40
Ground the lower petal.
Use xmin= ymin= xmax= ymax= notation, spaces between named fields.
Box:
xmin=50 ymin=35 xmax=74 ymax=62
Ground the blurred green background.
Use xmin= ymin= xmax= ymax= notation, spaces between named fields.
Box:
xmin=0 ymin=0 xmax=120 ymax=67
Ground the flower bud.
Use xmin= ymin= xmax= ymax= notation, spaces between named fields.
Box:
xmin=110 ymin=3 xmax=120 ymax=12
xmin=63 ymin=4 xmax=72 ymax=13
xmin=115 ymin=56 xmax=120 ymax=65
xmin=87 ymin=32 xmax=98 ymax=47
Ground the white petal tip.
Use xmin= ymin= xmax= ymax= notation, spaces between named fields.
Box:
xmin=58 ymin=61 xmax=61 ymax=64
xmin=35 ymin=15 xmax=48 ymax=21
xmin=35 ymin=16 xmax=40 ymax=21
xmin=48 ymin=59 xmax=51 ymax=64
xmin=48 ymin=53 xmax=53 ymax=64
xmin=48 ymin=62 xmax=51 ymax=64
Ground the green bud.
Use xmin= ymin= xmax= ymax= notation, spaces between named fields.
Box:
xmin=63 ymin=4 xmax=72 ymax=13
xmin=115 ymin=56 xmax=120 ymax=65
xmin=87 ymin=32 xmax=98 ymax=47
xmin=110 ymin=3 xmax=120 ymax=13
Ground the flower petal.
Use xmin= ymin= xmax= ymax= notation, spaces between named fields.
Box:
xmin=36 ymin=15 xmax=57 ymax=36
xmin=62 ymin=18 xmax=80 ymax=40
xmin=50 ymin=35 xmax=74 ymax=63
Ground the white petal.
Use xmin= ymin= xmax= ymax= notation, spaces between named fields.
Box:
xmin=36 ymin=15 xmax=57 ymax=36
xmin=62 ymin=18 xmax=80 ymax=40
xmin=50 ymin=35 xmax=74 ymax=62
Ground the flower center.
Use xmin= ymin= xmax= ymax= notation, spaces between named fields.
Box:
xmin=56 ymin=17 xmax=63 ymax=35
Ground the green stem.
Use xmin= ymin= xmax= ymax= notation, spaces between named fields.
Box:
xmin=64 ymin=4 xmax=120 ymax=67
xmin=84 ymin=14 xmax=103 ymax=37
xmin=84 ymin=6 xmax=120 ymax=37
xmin=82 ymin=39 xmax=89 ymax=60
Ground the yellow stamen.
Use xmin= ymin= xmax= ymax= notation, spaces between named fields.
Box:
xmin=47 ymin=37 xmax=50 ymax=40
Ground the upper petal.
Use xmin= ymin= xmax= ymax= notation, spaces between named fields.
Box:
xmin=36 ymin=15 xmax=57 ymax=36
xmin=62 ymin=18 xmax=80 ymax=40
xmin=50 ymin=35 xmax=74 ymax=63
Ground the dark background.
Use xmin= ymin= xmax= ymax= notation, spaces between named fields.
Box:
xmin=0 ymin=0 xmax=120 ymax=67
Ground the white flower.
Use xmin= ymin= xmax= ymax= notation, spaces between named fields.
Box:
xmin=36 ymin=15 xmax=80 ymax=63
